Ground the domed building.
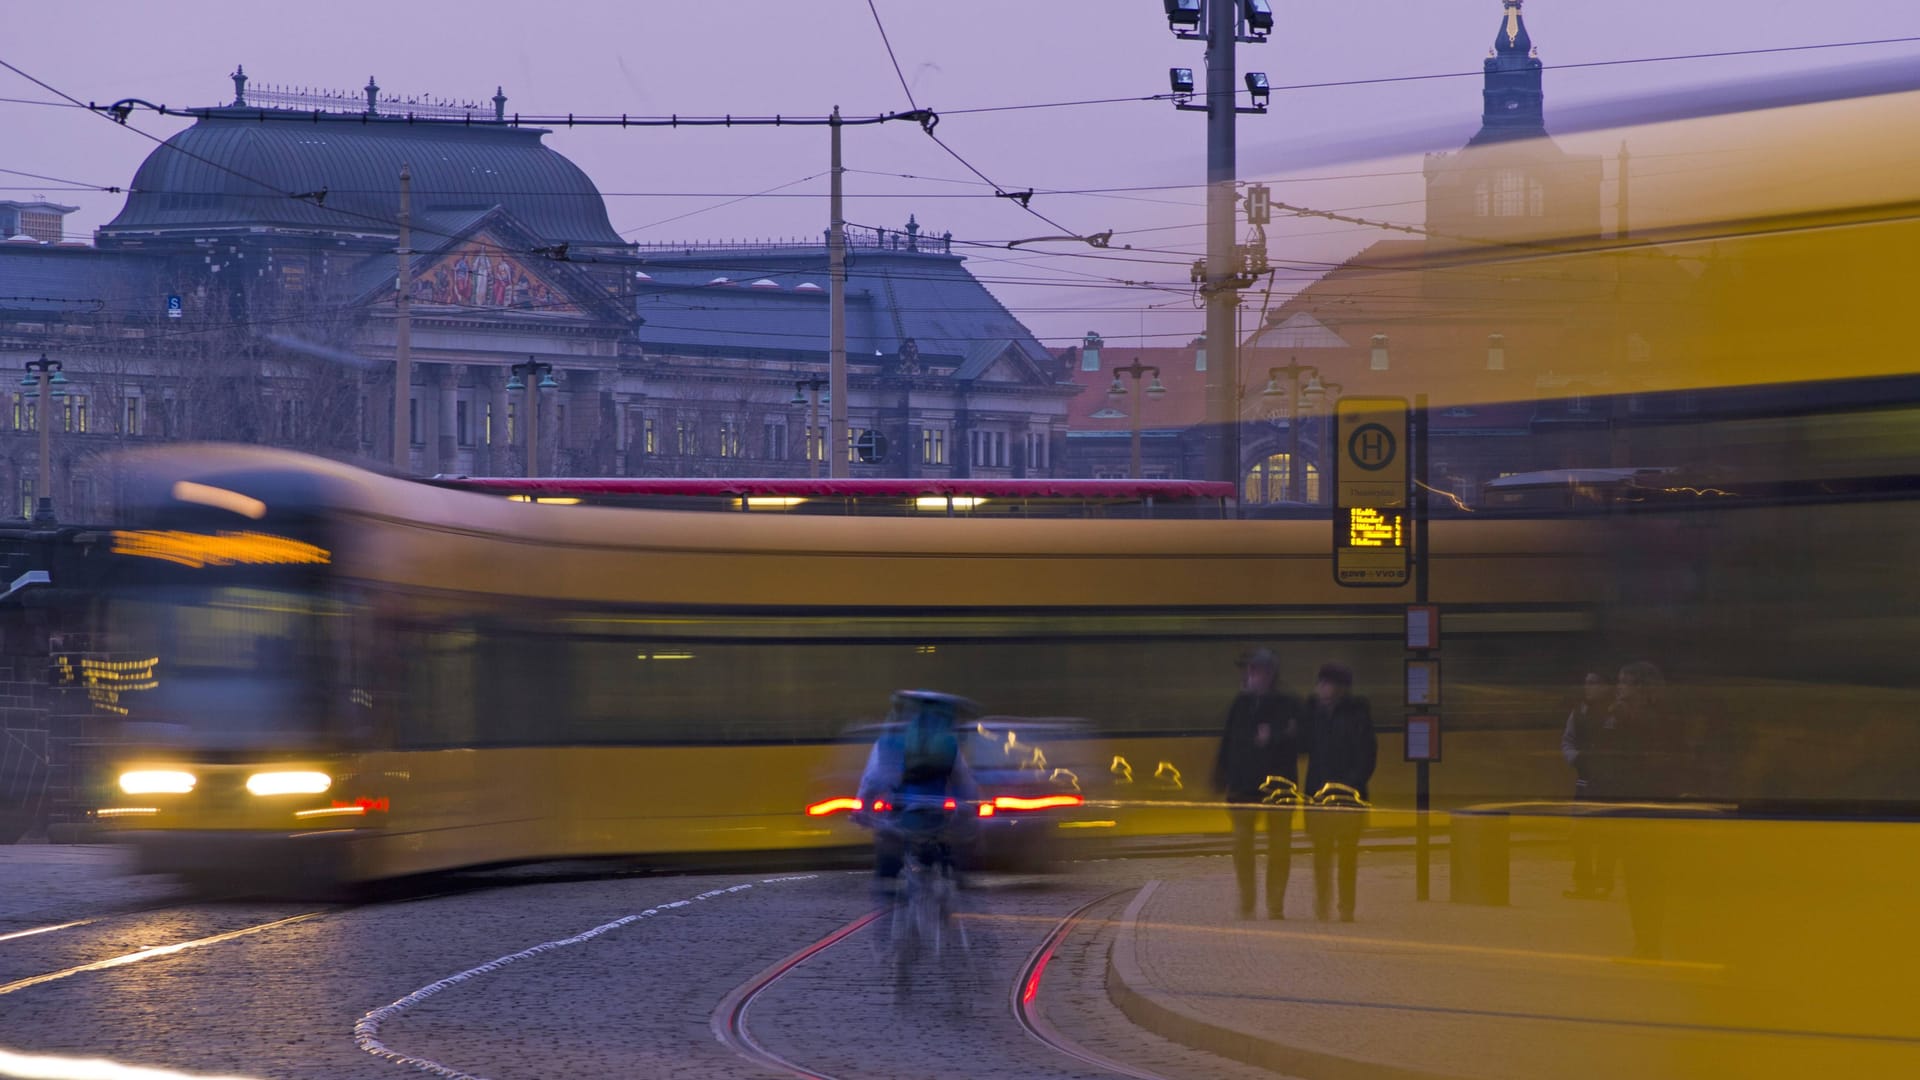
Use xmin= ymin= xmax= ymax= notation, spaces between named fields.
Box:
xmin=0 ymin=71 xmax=1075 ymax=520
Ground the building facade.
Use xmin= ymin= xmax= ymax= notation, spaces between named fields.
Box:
xmin=1063 ymin=0 xmax=1691 ymax=507
xmin=0 ymin=72 xmax=1076 ymax=522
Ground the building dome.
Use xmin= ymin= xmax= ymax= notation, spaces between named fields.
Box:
xmin=99 ymin=110 xmax=624 ymax=249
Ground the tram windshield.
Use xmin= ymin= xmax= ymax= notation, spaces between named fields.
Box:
xmin=95 ymin=585 xmax=348 ymax=750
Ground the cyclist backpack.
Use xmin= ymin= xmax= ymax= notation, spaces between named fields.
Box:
xmin=899 ymin=713 xmax=959 ymax=792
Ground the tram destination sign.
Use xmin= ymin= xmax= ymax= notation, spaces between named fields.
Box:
xmin=1332 ymin=396 xmax=1411 ymax=588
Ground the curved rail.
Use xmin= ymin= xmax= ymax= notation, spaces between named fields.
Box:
xmin=1012 ymin=889 xmax=1173 ymax=1080
xmin=710 ymin=908 xmax=887 ymax=1080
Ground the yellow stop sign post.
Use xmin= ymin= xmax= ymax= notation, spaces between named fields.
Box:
xmin=1332 ymin=397 xmax=1411 ymax=587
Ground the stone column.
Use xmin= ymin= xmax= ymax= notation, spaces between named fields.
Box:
xmin=435 ymin=365 xmax=459 ymax=476
xmin=487 ymin=370 xmax=511 ymax=476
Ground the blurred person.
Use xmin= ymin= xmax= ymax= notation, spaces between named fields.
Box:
xmin=854 ymin=690 xmax=980 ymax=901
xmin=1605 ymin=661 xmax=1688 ymax=957
xmin=1304 ymin=663 xmax=1377 ymax=922
xmin=1562 ymin=672 xmax=1618 ymax=899
xmin=1210 ymin=647 xmax=1303 ymax=919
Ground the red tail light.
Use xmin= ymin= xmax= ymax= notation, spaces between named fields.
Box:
xmin=978 ymin=803 xmax=996 ymax=817
xmin=805 ymin=797 xmax=862 ymax=817
xmin=943 ymin=798 xmax=957 ymax=811
xmin=992 ymin=794 xmax=1085 ymax=812
xmin=872 ymin=798 xmax=892 ymax=812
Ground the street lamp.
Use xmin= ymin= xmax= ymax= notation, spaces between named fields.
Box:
xmin=20 ymin=354 xmax=67 ymax=524
xmin=1107 ymin=358 xmax=1167 ymax=480
xmin=505 ymin=357 xmax=558 ymax=478
xmin=791 ymin=375 xmax=828 ymax=478
xmin=1261 ymin=357 xmax=1329 ymax=503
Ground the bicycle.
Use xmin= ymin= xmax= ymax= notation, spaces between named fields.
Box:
xmin=874 ymin=803 xmax=978 ymax=1005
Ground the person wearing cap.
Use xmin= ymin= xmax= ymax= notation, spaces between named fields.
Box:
xmin=1304 ymin=662 xmax=1376 ymax=922
xmin=1211 ymin=647 xmax=1304 ymax=919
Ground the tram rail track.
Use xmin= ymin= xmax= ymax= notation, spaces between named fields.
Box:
xmin=712 ymin=886 xmax=1174 ymax=1080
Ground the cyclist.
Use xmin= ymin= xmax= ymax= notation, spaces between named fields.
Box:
xmin=854 ymin=690 xmax=981 ymax=900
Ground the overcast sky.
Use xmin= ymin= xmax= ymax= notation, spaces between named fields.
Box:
xmin=6 ymin=1 xmax=1916 ymax=347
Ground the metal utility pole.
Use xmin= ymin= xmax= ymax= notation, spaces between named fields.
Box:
xmin=829 ymin=106 xmax=849 ymax=479
xmin=1168 ymin=0 xmax=1269 ymax=491
xmin=1204 ymin=0 xmax=1240 ymax=492
xmin=393 ymin=163 xmax=412 ymax=473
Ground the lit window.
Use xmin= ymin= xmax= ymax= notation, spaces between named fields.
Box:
xmin=1243 ymin=453 xmax=1321 ymax=504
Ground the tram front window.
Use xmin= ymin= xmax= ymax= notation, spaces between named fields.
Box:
xmin=100 ymin=586 xmax=346 ymax=749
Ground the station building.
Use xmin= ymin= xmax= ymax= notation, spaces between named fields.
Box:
xmin=0 ymin=71 xmax=1077 ymax=521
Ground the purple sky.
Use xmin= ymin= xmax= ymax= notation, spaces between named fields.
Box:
xmin=6 ymin=1 xmax=1915 ymax=347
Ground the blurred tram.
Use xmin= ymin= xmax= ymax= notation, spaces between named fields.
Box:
xmin=79 ymin=447 xmax=1597 ymax=884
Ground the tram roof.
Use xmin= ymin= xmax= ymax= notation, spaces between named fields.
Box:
xmin=425 ymin=477 xmax=1237 ymax=500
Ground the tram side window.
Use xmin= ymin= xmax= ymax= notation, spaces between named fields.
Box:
xmin=395 ymin=627 xmax=479 ymax=748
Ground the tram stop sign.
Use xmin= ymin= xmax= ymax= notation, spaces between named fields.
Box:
xmin=854 ymin=429 xmax=888 ymax=464
xmin=1332 ymin=397 xmax=1411 ymax=588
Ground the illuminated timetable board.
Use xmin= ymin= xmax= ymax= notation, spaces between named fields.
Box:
xmin=1336 ymin=508 xmax=1410 ymax=585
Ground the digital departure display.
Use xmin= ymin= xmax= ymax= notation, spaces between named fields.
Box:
xmin=1344 ymin=508 xmax=1405 ymax=548
xmin=1335 ymin=508 xmax=1410 ymax=586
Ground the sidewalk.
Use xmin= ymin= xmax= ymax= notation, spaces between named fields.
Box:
xmin=1106 ymin=847 xmax=1920 ymax=1080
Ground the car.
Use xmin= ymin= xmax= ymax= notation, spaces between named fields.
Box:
xmin=808 ymin=716 xmax=1094 ymax=871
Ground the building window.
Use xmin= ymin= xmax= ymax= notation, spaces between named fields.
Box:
xmin=763 ymin=418 xmax=788 ymax=461
xmin=805 ymin=426 xmax=824 ymax=462
xmin=642 ymin=415 xmax=657 ymax=454
xmin=67 ymin=396 xmax=87 ymax=434
xmin=1243 ymin=452 xmax=1321 ymax=504
xmin=920 ymin=427 xmax=946 ymax=465
xmin=505 ymin=402 xmax=517 ymax=443
xmin=1481 ymin=170 xmax=1544 ymax=218
xmin=970 ymin=429 xmax=1011 ymax=468
xmin=124 ymin=397 xmax=141 ymax=436
xmin=456 ymin=401 xmax=472 ymax=446
xmin=19 ymin=477 xmax=32 ymax=519
xmin=719 ymin=420 xmax=743 ymax=459
xmin=12 ymin=393 xmax=23 ymax=432
xmin=276 ymin=398 xmax=299 ymax=441
xmin=675 ymin=418 xmax=698 ymax=456
xmin=70 ymin=476 xmax=91 ymax=517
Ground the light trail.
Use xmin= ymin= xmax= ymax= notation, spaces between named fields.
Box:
xmin=0 ymin=912 xmax=328 ymax=997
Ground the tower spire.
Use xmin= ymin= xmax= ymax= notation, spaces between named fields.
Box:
xmin=1469 ymin=0 xmax=1545 ymax=145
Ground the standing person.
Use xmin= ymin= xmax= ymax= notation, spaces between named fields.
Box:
xmin=1605 ymin=661 xmax=1688 ymax=958
xmin=1562 ymin=672 xmax=1617 ymax=898
xmin=1304 ymin=663 xmax=1376 ymax=922
xmin=1210 ymin=648 xmax=1303 ymax=919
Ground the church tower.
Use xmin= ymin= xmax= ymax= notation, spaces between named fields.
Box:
xmin=1423 ymin=0 xmax=1601 ymax=248
xmin=1471 ymin=0 xmax=1546 ymax=145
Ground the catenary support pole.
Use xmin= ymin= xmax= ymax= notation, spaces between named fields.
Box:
xmin=829 ymin=107 xmax=849 ymax=478
xmin=393 ymin=163 xmax=412 ymax=473
xmin=1205 ymin=0 xmax=1241 ymax=494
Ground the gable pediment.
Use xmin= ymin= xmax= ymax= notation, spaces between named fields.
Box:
xmin=407 ymin=232 xmax=589 ymax=317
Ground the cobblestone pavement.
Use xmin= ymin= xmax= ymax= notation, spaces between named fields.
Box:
xmin=0 ymin=846 xmax=1284 ymax=1080
xmin=1118 ymin=848 xmax=1920 ymax=1080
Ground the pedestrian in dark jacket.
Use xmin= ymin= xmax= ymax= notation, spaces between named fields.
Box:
xmin=1562 ymin=672 xmax=1617 ymax=898
xmin=1210 ymin=647 xmax=1303 ymax=919
xmin=1304 ymin=663 xmax=1376 ymax=922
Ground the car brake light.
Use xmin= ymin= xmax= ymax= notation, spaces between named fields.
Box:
xmin=943 ymin=798 xmax=957 ymax=811
xmin=872 ymin=798 xmax=892 ymax=812
xmin=993 ymin=794 xmax=1085 ymax=812
xmin=806 ymin=797 xmax=863 ymax=816
xmin=978 ymin=803 xmax=996 ymax=817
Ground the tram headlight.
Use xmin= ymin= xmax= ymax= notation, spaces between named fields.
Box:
xmin=245 ymin=770 xmax=332 ymax=796
xmin=118 ymin=770 xmax=196 ymax=795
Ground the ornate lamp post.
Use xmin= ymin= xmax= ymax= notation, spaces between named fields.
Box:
xmin=505 ymin=357 xmax=557 ymax=478
xmin=1261 ymin=357 xmax=1327 ymax=503
xmin=21 ymin=354 xmax=67 ymax=524
xmin=1107 ymin=358 xmax=1167 ymax=479
xmin=790 ymin=376 xmax=828 ymax=478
